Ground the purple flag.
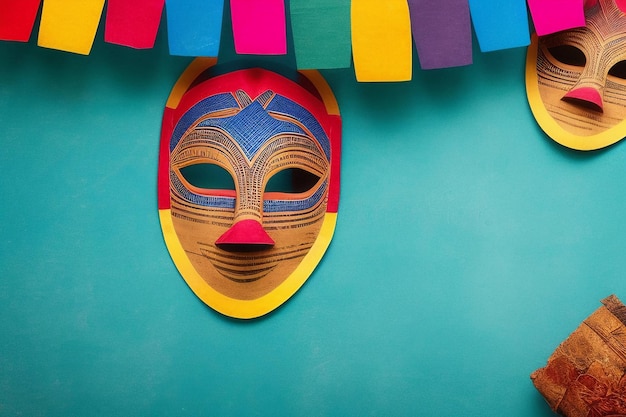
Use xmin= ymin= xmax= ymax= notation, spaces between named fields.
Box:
xmin=408 ymin=0 xmax=473 ymax=69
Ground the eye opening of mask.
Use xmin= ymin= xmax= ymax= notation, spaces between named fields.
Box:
xmin=608 ymin=60 xmax=626 ymax=80
xmin=264 ymin=167 xmax=321 ymax=195
xmin=547 ymin=44 xmax=587 ymax=68
xmin=178 ymin=162 xmax=236 ymax=194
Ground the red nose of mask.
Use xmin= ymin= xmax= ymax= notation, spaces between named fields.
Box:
xmin=215 ymin=219 xmax=275 ymax=252
xmin=562 ymin=86 xmax=604 ymax=112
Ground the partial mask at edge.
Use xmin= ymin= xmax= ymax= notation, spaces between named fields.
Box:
xmin=526 ymin=0 xmax=626 ymax=150
xmin=158 ymin=59 xmax=341 ymax=319
xmin=531 ymin=295 xmax=626 ymax=417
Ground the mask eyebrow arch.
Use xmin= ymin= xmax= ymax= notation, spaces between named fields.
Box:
xmin=265 ymin=94 xmax=331 ymax=161
xmin=170 ymin=93 xmax=240 ymax=152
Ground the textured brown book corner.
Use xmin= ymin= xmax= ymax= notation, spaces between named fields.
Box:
xmin=531 ymin=295 xmax=626 ymax=417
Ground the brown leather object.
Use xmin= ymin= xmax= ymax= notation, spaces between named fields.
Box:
xmin=531 ymin=295 xmax=626 ymax=417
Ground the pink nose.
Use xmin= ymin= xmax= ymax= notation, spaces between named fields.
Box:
xmin=562 ymin=87 xmax=604 ymax=112
xmin=215 ymin=219 xmax=275 ymax=252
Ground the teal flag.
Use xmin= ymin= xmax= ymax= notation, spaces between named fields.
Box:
xmin=290 ymin=0 xmax=351 ymax=70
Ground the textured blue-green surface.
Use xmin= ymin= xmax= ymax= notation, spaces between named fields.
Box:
xmin=1 ymin=22 xmax=625 ymax=417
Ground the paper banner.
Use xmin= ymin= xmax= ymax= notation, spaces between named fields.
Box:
xmin=290 ymin=0 xmax=351 ymax=69
xmin=408 ymin=0 xmax=473 ymax=69
xmin=0 ymin=0 xmax=41 ymax=42
xmin=230 ymin=0 xmax=286 ymax=54
xmin=526 ymin=0 xmax=585 ymax=36
xmin=351 ymin=0 xmax=412 ymax=82
xmin=165 ymin=0 xmax=224 ymax=57
xmin=104 ymin=0 xmax=164 ymax=49
xmin=37 ymin=0 xmax=105 ymax=54
xmin=468 ymin=0 xmax=529 ymax=52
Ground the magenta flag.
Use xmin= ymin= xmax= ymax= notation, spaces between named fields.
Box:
xmin=231 ymin=0 xmax=287 ymax=54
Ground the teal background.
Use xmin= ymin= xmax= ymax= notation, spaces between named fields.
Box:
xmin=2 ymin=13 xmax=626 ymax=417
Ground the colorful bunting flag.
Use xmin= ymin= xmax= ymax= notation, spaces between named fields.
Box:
xmin=290 ymin=0 xmax=351 ymax=69
xmin=351 ymin=0 xmax=413 ymax=82
xmin=165 ymin=0 xmax=224 ymax=57
xmin=468 ymin=0 xmax=529 ymax=52
xmin=37 ymin=0 xmax=105 ymax=54
xmin=230 ymin=0 xmax=286 ymax=55
xmin=0 ymin=0 xmax=41 ymax=42
xmin=0 ymin=0 xmax=598 ymax=79
xmin=526 ymin=0 xmax=585 ymax=36
xmin=104 ymin=0 xmax=164 ymax=49
xmin=408 ymin=0 xmax=473 ymax=69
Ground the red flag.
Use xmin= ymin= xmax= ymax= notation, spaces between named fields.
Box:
xmin=104 ymin=0 xmax=164 ymax=49
xmin=0 ymin=0 xmax=41 ymax=42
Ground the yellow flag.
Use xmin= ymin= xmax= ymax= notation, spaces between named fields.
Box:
xmin=38 ymin=0 xmax=105 ymax=55
xmin=351 ymin=0 xmax=412 ymax=82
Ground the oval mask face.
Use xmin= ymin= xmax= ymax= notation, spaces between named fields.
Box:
xmin=526 ymin=0 xmax=626 ymax=150
xmin=158 ymin=60 xmax=341 ymax=319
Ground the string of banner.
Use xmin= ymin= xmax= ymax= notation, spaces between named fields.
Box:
xmin=1 ymin=0 xmax=623 ymax=82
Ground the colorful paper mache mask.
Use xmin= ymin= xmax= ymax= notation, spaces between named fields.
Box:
xmin=158 ymin=59 xmax=341 ymax=319
xmin=526 ymin=0 xmax=626 ymax=150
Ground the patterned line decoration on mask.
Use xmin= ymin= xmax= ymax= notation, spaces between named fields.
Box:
xmin=158 ymin=58 xmax=341 ymax=319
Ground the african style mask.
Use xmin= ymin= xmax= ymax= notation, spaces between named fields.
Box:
xmin=526 ymin=0 xmax=626 ymax=150
xmin=158 ymin=59 xmax=341 ymax=319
